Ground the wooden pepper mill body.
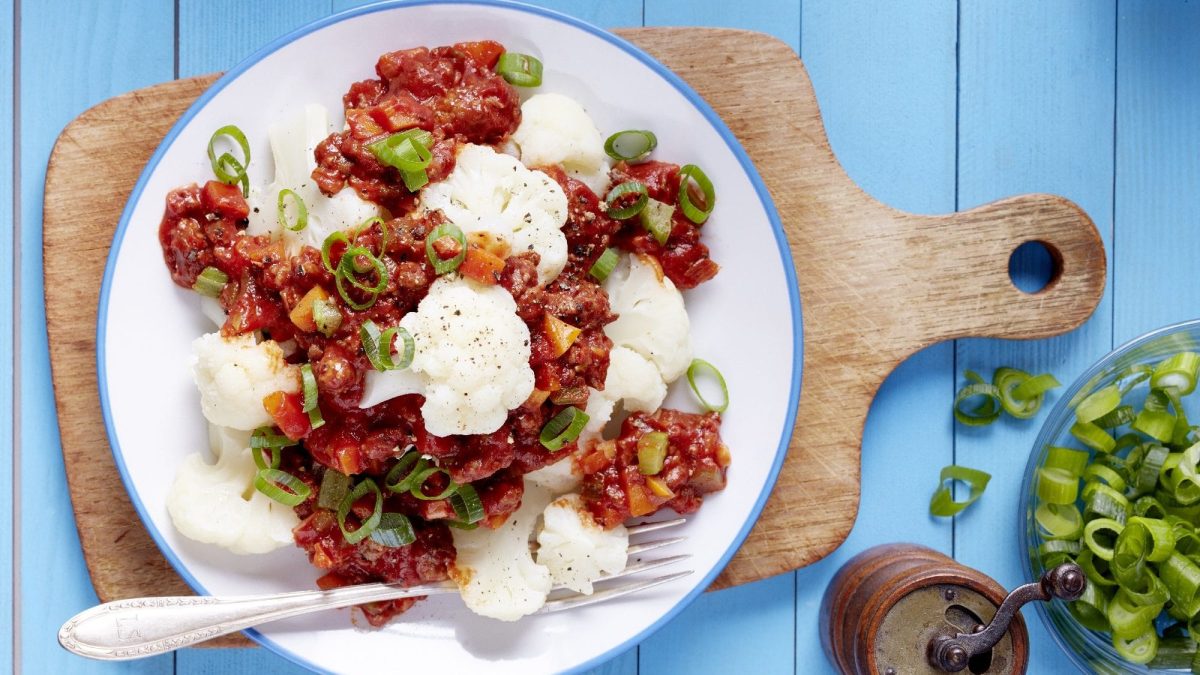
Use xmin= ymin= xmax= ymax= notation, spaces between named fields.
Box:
xmin=820 ymin=544 xmax=1030 ymax=675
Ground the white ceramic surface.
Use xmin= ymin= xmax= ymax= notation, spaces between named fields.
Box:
xmin=99 ymin=2 xmax=801 ymax=673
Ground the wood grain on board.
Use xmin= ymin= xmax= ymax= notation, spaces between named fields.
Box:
xmin=43 ymin=28 xmax=1106 ymax=647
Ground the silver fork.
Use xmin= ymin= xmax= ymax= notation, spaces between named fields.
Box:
xmin=58 ymin=518 xmax=691 ymax=661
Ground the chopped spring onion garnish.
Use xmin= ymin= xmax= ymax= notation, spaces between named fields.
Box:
xmin=369 ymin=512 xmax=417 ymax=548
xmin=677 ymin=164 xmax=715 ymax=224
xmin=192 ymin=266 xmax=228 ymax=297
xmin=321 ymin=231 xmax=349 ymax=274
xmin=254 ymin=468 xmax=311 ymax=507
xmin=317 ymin=470 xmax=351 ymax=511
xmin=425 ymin=222 xmax=467 ymax=275
xmin=637 ymin=432 xmax=669 ymax=475
xmin=539 ymin=406 xmax=589 ymax=451
xmin=953 ymin=367 xmax=1059 ymax=425
xmin=207 ymin=125 xmax=251 ymax=196
xmin=335 ymin=245 xmax=389 ymax=310
xmin=604 ymin=130 xmax=658 ymax=162
xmin=367 ymin=129 xmax=434 ymax=192
xmin=336 ymin=478 xmax=383 ymax=545
xmin=928 ymin=464 xmax=991 ymax=517
xmin=450 ymin=484 xmax=485 ymax=524
xmin=1152 ymin=352 xmax=1200 ymax=395
xmin=1036 ymin=502 xmax=1084 ymax=540
xmin=1037 ymin=467 xmax=1080 ymax=504
xmin=384 ymin=451 xmax=428 ymax=494
xmin=687 ymin=358 xmax=729 ymax=413
xmin=360 ymin=319 xmax=415 ymax=372
xmin=251 ymin=446 xmax=280 ymax=471
xmin=355 ymin=216 xmax=391 ymax=258
xmin=640 ymin=198 xmax=675 ymax=245
xmin=1077 ymin=384 xmax=1122 ymax=424
xmin=605 ymin=181 xmax=649 ymax=220
xmin=300 ymin=364 xmax=324 ymax=430
xmin=276 ymin=189 xmax=308 ymax=232
xmin=312 ymin=298 xmax=342 ymax=337
xmin=589 ymin=248 xmax=619 ymax=282
xmin=1071 ymin=421 xmax=1116 ymax=453
xmin=409 ymin=466 xmax=457 ymax=501
xmin=250 ymin=428 xmax=291 ymax=470
xmin=495 ymin=52 xmax=543 ymax=87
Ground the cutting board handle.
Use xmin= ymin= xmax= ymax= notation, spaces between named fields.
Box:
xmin=888 ymin=193 xmax=1106 ymax=347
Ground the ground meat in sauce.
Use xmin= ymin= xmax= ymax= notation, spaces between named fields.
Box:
xmin=156 ymin=41 xmax=729 ymax=626
xmin=579 ymin=410 xmax=730 ymax=529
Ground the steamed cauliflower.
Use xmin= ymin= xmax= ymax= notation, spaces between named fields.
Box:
xmin=246 ymin=104 xmax=381 ymax=254
xmin=451 ymin=482 xmax=556 ymax=621
xmin=421 ymin=144 xmax=568 ymax=283
xmin=604 ymin=253 xmax=693 ymax=382
xmin=167 ymin=424 xmax=298 ymax=554
xmin=583 ymin=345 xmax=668 ymax=435
xmin=512 ymin=93 xmax=611 ymax=196
xmin=191 ymin=333 xmax=299 ymax=431
xmin=393 ymin=276 xmax=534 ymax=436
xmin=537 ymin=494 xmax=628 ymax=594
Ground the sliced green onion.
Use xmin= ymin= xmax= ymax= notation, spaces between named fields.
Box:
xmin=1130 ymin=445 xmax=1170 ymax=497
xmin=604 ymin=130 xmax=658 ymax=162
xmin=1160 ymin=551 xmax=1200 ymax=617
xmin=312 ymin=299 xmax=342 ymax=337
xmin=1153 ymin=352 xmax=1200 ymax=395
xmin=1069 ymin=581 xmax=1112 ymax=632
xmin=321 ymin=231 xmax=349 ymax=274
xmin=953 ymin=370 xmax=1002 ymax=426
xmin=637 ymin=432 xmax=669 ymax=476
xmin=1037 ymin=467 xmax=1080 ymax=505
xmin=1095 ymin=405 xmax=1136 ymax=429
xmin=300 ymin=363 xmax=323 ymax=431
xmin=250 ymin=427 xmax=294 ymax=450
xmin=1108 ymin=589 xmax=1161 ymax=642
xmin=254 ymin=468 xmax=311 ymax=506
xmin=277 ymin=188 xmax=308 ymax=232
xmin=687 ymin=358 xmax=729 ymax=413
xmin=1046 ymin=446 xmax=1089 ymax=477
xmin=384 ymin=451 xmax=427 ymax=494
xmin=994 ymin=367 xmax=1046 ymax=418
xmin=1078 ymin=548 xmax=1118 ymax=588
xmin=1070 ymin=421 xmax=1116 ymax=453
xmin=369 ymin=512 xmax=416 ymax=548
xmin=192 ymin=266 xmax=228 ymax=297
xmin=588 ymin=248 xmax=619 ymax=282
xmin=928 ymin=465 xmax=991 ymax=517
xmin=495 ymin=52 xmax=543 ymax=87
xmin=1134 ymin=390 xmax=1177 ymax=443
xmin=539 ymin=406 xmax=589 ymax=451
xmin=410 ymin=467 xmax=456 ymax=501
xmin=1113 ymin=628 xmax=1160 ymax=665
xmin=605 ymin=181 xmax=649 ymax=219
xmin=424 ymin=222 xmax=467 ymax=275
xmin=360 ymin=319 xmax=415 ymax=372
xmin=207 ymin=125 xmax=251 ymax=195
xmin=1084 ymin=463 xmax=1127 ymax=493
xmin=1036 ymin=502 xmax=1084 ymax=540
xmin=367 ymin=130 xmax=434 ymax=192
xmin=1012 ymin=372 xmax=1062 ymax=401
xmin=1084 ymin=518 xmax=1125 ymax=561
xmin=317 ymin=470 xmax=351 ymax=511
xmin=336 ymin=478 xmax=383 ymax=545
xmin=1077 ymin=384 xmax=1122 ymax=423
xmin=449 ymin=484 xmax=485 ymax=525
xmin=639 ymin=197 xmax=675 ymax=245
xmin=337 ymin=246 xmax=388 ymax=294
xmin=678 ymin=164 xmax=716 ymax=224
xmin=1084 ymin=482 xmax=1130 ymax=524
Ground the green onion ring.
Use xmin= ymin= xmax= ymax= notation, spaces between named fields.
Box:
xmin=384 ymin=451 xmax=428 ymax=495
xmin=277 ymin=189 xmax=308 ymax=232
xmin=1152 ymin=352 xmax=1200 ymax=395
xmin=321 ymin=231 xmax=350 ymax=274
xmin=207 ymin=125 xmax=251 ymax=195
xmin=1070 ymin=421 xmax=1116 ymax=453
xmin=424 ymin=222 xmax=467 ymax=275
xmin=369 ymin=512 xmax=417 ymax=548
xmin=678 ymin=164 xmax=716 ymax=224
xmin=1084 ymin=518 xmax=1125 ymax=561
xmin=1077 ymin=384 xmax=1122 ymax=423
xmin=588 ymin=248 xmax=619 ymax=282
xmin=409 ymin=467 xmax=457 ymax=501
xmin=539 ymin=406 xmax=589 ymax=451
xmin=1036 ymin=502 xmax=1084 ymax=540
xmin=192 ymin=266 xmax=228 ymax=297
xmin=254 ymin=468 xmax=311 ymax=507
xmin=495 ymin=52 xmax=543 ymax=87
xmin=449 ymin=484 xmax=485 ymax=524
xmin=928 ymin=465 xmax=991 ymax=517
xmin=953 ymin=370 xmax=1002 ymax=426
xmin=639 ymin=197 xmax=675 ymax=245
xmin=604 ymin=130 xmax=658 ymax=162
xmin=336 ymin=478 xmax=383 ymax=545
xmin=1036 ymin=467 xmax=1080 ymax=505
xmin=687 ymin=358 xmax=729 ymax=413
xmin=605 ymin=181 xmax=649 ymax=220
xmin=360 ymin=319 xmax=415 ymax=371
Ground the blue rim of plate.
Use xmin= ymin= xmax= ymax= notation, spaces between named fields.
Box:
xmin=96 ymin=1 xmax=803 ymax=673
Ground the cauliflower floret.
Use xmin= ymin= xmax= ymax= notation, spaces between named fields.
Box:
xmin=421 ymin=144 xmax=568 ymax=283
xmin=358 ymin=366 xmax=424 ymax=410
xmin=603 ymin=253 xmax=693 ymax=382
xmin=512 ymin=93 xmax=611 ymax=197
xmin=451 ymin=482 xmax=555 ymax=621
xmin=537 ymin=494 xmax=628 ymax=594
xmin=392 ymin=276 xmax=533 ymax=436
xmin=525 ymin=455 xmax=583 ymax=494
xmin=191 ymin=333 xmax=299 ymax=431
xmin=246 ymin=104 xmax=381 ymax=255
xmin=583 ymin=345 xmax=669 ymax=434
xmin=167 ymin=426 xmax=298 ymax=555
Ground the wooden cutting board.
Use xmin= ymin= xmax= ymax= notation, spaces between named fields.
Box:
xmin=44 ymin=27 xmax=1105 ymax=648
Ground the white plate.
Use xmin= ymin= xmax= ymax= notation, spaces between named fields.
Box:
xmin=98 ymin=2 xmax=801 ymax=672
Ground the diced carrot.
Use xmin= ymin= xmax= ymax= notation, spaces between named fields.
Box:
xmin=368 ymin=96 xmax=429 ymax=133
xmin=543 ymin=314 xmax=582 ymax=358
xmin=455 ymin=40 xmax=506 ymax=69
xmin=644 ymin=476 xmax=676 ymax=499
xmin=201 ymin=180 xmax=249 ymax=220
xmin=626 ymin=481 xmax=658 ymax=517
xmin=459 ymin=245 xmax=506 ymax=284
xmin=263 ymin=390 xmax=310 ymax=440
xmin=346 ymin=108 xmax=386 ymax=141
xmin=289 ymin=285 xmax=330 ymax=332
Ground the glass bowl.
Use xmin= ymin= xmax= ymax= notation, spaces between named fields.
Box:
xmin=1021 ymin=319 xmax=1200 ymax=674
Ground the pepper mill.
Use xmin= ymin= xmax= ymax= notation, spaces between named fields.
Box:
xmin=819 ymin=544 xmax=1085 ymax=674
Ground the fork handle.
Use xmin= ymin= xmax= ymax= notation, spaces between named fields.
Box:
xmin=58 ymin=581 xmax=458 ymax=660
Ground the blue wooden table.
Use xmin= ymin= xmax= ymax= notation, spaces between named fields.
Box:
xmin=5 ymin=0 xmax=1198 ymax=672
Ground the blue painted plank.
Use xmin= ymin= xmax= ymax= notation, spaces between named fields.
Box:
xmin=177 ymin=0 xmax=330 ymax=77
xmin=0 ymin=0 xmax=13 ymax=663
xmin=333 ymin=0 xmax=643 ymax=27
xmin=1113 ymin=1 xmax=1200 ymax=343
xmin=644 ymin=0 xmax=798 ymax=53
xmin=794 ymin=1 xmax=959 ymax=671
xmin=16 ymin=1 xmax=176 ymax=673
xmin=955 ymin=2 xmax=1116 ymax=673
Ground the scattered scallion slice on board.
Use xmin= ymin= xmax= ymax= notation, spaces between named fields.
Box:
xmin=928 ymin=465 xmax=991 ymax=517
xmin=953 ymin=367 xmax=1060 ymax=426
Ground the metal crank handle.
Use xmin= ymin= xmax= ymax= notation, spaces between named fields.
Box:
xmin=927 ymin=562 xmax=1087 ymax=672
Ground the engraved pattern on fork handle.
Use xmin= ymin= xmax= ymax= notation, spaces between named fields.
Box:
xmin=58 ymin=582 xmax=457 ymax=660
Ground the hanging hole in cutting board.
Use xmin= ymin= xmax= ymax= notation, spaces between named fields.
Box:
xmin=1007 ymin=240 xmax=1061 ymax=294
